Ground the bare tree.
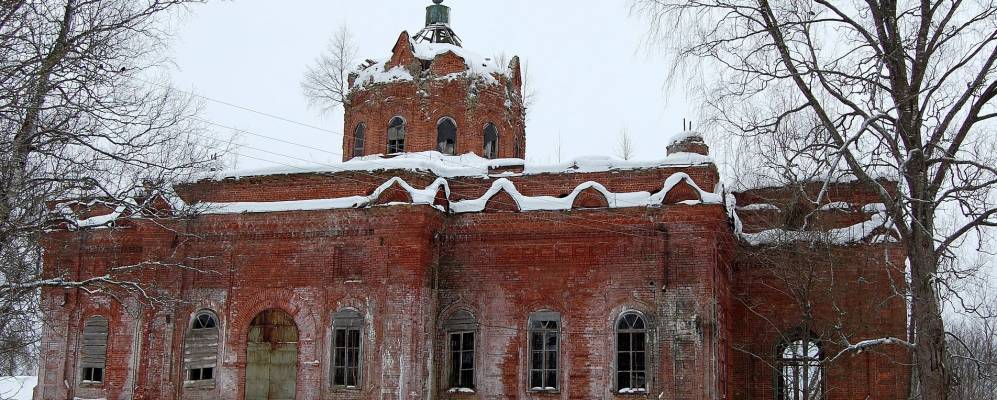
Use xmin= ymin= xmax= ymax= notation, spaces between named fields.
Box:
xmin=0 ymin=0 xmax=219 ymax=378
xmin=302 ymin=25 xmax=358 ymax=114
xmin=616 ymin=126 xmax=636 ymax=160
xmin=635 ymin=1 xmax=997 ymax=397
xmin=947 ymin=301 xmax=997 ymax=399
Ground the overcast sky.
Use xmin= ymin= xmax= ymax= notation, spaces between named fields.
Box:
xmin=167 ymin=0 xmax=696 ymax=170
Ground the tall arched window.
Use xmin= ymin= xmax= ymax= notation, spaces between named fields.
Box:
xmin=527 ymin=311 xmax=560 ymax=392
xmin=81 ymin=316 xmax=108 ymax=383
xmin=444 ymin=310 xmax=477 ymax=390
xmin=777 ymin=336 xmax=823 ymax=400
xmin=483 ymin=123 xmax=499 ymax=159
xmin=332 ymin=309 xmax=363 ymax=388
xmin=513 ymin=134 xmax=523 ymax=159
xmin=185 ymin=310 xmax=219 ymax=382
xmin=616 ymin=312 xmax=647 ymax=393
xmin=437 ymin=117 xmax=458 ymax=155
xmin=387 ymin=117 xmax=406 ymax=154
xmin=352 ymin=123 xmax=366 ymax=158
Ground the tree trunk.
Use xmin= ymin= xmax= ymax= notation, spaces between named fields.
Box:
xmin=909 ymin=233 xmax=949 ymax=399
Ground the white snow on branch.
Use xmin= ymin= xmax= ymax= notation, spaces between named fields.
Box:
xmin=737 ymin=203 xmax=781 ymax=211
xmin=817 ymin=201 xmax=851 ymax=211
xmin=826 ymin=337 xmax=913 ymax=363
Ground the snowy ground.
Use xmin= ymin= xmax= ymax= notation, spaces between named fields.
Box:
xmin=0 ymin=377 xmax=35 ymax=400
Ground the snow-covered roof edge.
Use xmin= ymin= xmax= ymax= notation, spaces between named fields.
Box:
xmin=193 ymin=151 xmax=716 ymax=182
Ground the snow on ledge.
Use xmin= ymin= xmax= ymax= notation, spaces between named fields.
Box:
xmin=740 ymin=204 xmax=896 ymax=246
xmin=200 ymin=177 xmax=449 ymax=215
xmin=450 ymin=173 xmax=721 ymax=213
xmin=198 ymin=151 xmax=715 ymax=182
xmin=197 ymin=173 xmax=722 ymax=216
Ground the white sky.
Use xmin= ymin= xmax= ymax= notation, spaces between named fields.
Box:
xmin=167 ymin=0 xmax=697 ymax=170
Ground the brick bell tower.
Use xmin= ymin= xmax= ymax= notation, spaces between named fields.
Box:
xmin=343 ymin=0 xmax=527 ymax=161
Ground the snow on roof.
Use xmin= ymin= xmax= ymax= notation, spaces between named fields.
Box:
xmin=198 ymin=151 xmax=714 ymax=182
xmin=198 ymin=172 xmax=722 ymax=215
xmin=740 ymin=204 xmax=896 ymax=246
xmin=352 ymin=40 xmax=509 ymax=88
xmin=668 ymin=131 xmax=705 ymax=145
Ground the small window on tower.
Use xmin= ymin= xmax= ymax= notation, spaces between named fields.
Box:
xmin=483 ymin=123 xmax=499 ymax=159
xmin=352 ymin=123 xmax=366 ymax=158
xmin=514 ymin=135 xmax=523 ymax=159
xmin=387 ymin=117 xmax=406 ymax=154
xmin=437 ymin=117 xmax=458 ymax=155
xmin=332 ymin=309 xmax=364 ymax=388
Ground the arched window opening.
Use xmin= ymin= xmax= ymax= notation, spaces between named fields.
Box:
xmin=483 ymin=123 xmax=499 ymax=159
xmin=185 ymin=311 xmax=219 ymax=382
xmin=352 ymin=123 xmax=366 ymax=158
xmin=444 ymin=310 xmax=477 ymax=390
xmin=616 ymin=312 xmax=647 ymax=393
xmin=527 ymin=311 xmax=560 ymax=392
xmin=513 ymin=135 xmax=523 ymax=159
xmin=437 ymin=117 xmax=458 ymax=155
xmin=81 ymin=316 xmax=108 ymax=383
xmin=387 ymin=117 xmax=406 ymax=154
xmin=777 ymin=336 xmax=823 ymax=400
xmin=332 ymin=309 xmax=363 ymax=388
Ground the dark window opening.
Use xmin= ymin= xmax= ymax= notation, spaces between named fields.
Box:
xmin=616 ymin=312 xmax=647 ymax=393
xmin=387 ymin=117 xmax=406 ymax=154
xmin=188 ymin=367 xmax=214 ymax=381
xmin=444 ymin=310 xmax=477 ymax=390
xmin=528 ymin=311 xmax=560 ymax=391
xmin=82 ymin=367 xmax=103 ymax=383
xmin=777 ymin=337 xmax=823 ymax=400
xmin=483 ymin=123 xmax=499 ymax=159
xmin=332 ymin=310 xmax=363 ymax=388
xmin=192 ymin=313 xmax=216 ymax=330
xmin=448 ymin=332 xmax=475 ymax=390
xmin=513 ymin=135 xmax=523 ymax=159
xmin=437 ymin=118 xmax=457 ymax=155
xmin=352 ymin=123 xmax=366 ymax=158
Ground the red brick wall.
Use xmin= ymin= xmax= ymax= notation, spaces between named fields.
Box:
xmin=35 ymin=168 xmax=909 ymax=400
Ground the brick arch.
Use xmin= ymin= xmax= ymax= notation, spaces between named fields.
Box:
xmin=484 ymin=189 xmax=520 ymax=212
xmin=228 ymin=289 xmax=318 ymax=348
xmin=436 ymin=301 xmax=480 ymax=328
xmin=371 ymin=181 xmax=414 ymax=205
xmin=572 ymin=187 xmax=610 ymax=209
xmin=663 ymin=179 xmax=703 ymax=204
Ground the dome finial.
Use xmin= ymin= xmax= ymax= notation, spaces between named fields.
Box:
xmin=415 ymin=0 xmax=463 ymax=46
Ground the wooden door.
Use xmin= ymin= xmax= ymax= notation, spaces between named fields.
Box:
xmin=245 ymin=310 xmax=298 ymax=400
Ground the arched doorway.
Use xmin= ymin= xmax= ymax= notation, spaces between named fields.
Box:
xmin=245 ymin=309 xmax=298 ymax=400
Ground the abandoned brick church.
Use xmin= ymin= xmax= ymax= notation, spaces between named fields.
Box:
xmin=35 ymin=2 xmax=910 ymax=399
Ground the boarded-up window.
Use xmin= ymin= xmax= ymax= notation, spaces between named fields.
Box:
xmin=444 ymin=310 xmax=476 ymax=390
xmin=332 ymin=309 xmax=363 ymax=388
xmin=81 ymin=316 xmax=108 ymax=383
xmin=185 ymin=311 xmax=219 ymax=381
xmin=528 ymin=311 xmax=560 ymax=391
